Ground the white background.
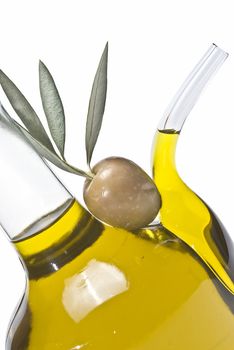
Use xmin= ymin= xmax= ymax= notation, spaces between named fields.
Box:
xmin=0 ymin=0 xmax=234 ymax=345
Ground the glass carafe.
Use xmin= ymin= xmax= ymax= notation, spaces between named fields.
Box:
xmin=1 ymin=44 xmax=234 ymax=350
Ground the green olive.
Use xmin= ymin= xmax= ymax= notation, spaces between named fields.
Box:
xmin=83 ymin=157 xmax=161 ymax=230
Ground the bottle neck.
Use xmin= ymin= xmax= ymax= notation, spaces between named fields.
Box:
xmin=0 ymin=105 xmax=72 ymax=240
xmin=13 ymin=200 xmax=104 ymax=280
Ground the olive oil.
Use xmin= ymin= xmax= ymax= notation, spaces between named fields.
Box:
xmin=153 ymin=130 xmax=234 ymax=294
xmin=7 ymin=196 xmax=234 ymax=349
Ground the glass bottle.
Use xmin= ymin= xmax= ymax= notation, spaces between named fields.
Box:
xmin=1 ymin=44 xmax=234 ymax=350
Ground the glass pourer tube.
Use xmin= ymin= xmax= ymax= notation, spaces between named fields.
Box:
xmin=153 ymin=44 xmax=234 ymax=294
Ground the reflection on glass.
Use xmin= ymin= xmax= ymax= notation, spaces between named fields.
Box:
xmin=62 ymin=259 xmax=129 ymax=322
xmin=70 ymin=345 xmax=88 ymax=350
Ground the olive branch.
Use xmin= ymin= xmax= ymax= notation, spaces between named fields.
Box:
xmin=0 ymin=43 xmax=108 ymax=180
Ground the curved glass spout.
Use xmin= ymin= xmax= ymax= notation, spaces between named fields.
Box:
xmin=158 ymin=44 xmax=228 ymax=132
xmin=152 ymin=44 xmax=234 ymax=295
xmin=0 ymin=104 xmax=73 ymax=240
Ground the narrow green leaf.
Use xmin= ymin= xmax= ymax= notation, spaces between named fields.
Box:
xmin=85 ymin=42 xmax=108 ymax=166
xmin=39 ymin=60 xmax=66 ymax=157
xmin=19 ymin=127 xmax=88 ymax=177
xmin=0 ymin=104 xmax=90 ymax=178
xmin=0 ymin=69 xmax=55 ymax=153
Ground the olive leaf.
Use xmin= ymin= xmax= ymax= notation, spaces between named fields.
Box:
xmin=85 ymin=42 xmax=108 ymax=166
xmin=0 ymin=69 xmax=55 ymax=153
xmin=0 ymin=104 xmax=91 ymax=179
xmin=18 ymin=125 xmax=89 ymax=177
xmin=39 ymin=60 xmax=66 ymax=158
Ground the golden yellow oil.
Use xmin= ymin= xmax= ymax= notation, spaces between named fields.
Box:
xmin=153 ymin=130 xmax=234 ymax=294
xmin=7 ymin=201 xmax=234 ymax=349
xmin=6 ymin=131 xmax=234 ymax=349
